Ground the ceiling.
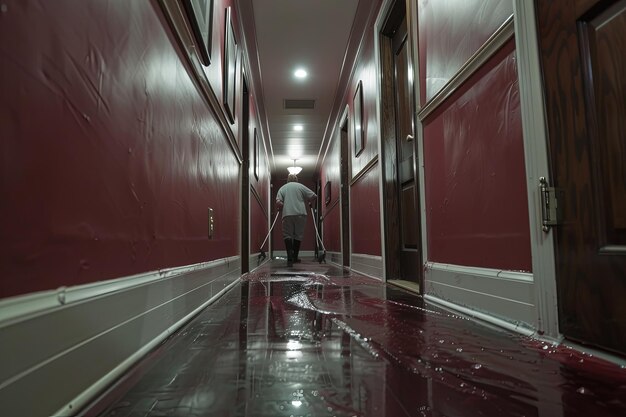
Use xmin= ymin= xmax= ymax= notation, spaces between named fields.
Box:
xmin=237 ymin=0 xmax=376 ymax=180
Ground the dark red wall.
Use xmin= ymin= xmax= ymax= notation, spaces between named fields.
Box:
xmin=346 ymin=15 xmax=382 ymax=257
xmin=350 ymin=33 xmax=379 ymax=179
xmin=249 ymin=94 xmax=270 ymax=256
xmin=418 ymin=0 xmax=513 ymax=104
xmin=0 ymin=0 xmax=245 ymax=298
xmin=320 ymin=133 xmax=341 ymax=252
xmin=317 ymin=1 xmax=383 ymax=259
xmin=350 ymin=164 xmax=382 ymax=256
xmin=423 ymin=40 xmax=532 ymax=271
xmin=322 ymin=204 xmax=341 ymax=254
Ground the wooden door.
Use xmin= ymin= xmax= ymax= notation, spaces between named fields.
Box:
xmin=341 ymin=117 xmax=351 ymax=267
xmin=241 ymin=77 xmax=250 ymax=273
xmin=393 ymin=17 xmax=420 ymax=282
xmin=536 ymin=0 xmax=626 ymax=355
xmin=380 ymin=0 xmax=421 ymax=283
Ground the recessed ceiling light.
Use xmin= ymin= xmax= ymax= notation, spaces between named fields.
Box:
xmin=294 ymin=68 xmax=307 ymax=79
xmin=293 ymin=125 xmax=303 ymax=131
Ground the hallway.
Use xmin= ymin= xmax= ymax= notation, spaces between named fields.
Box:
xmin=2 ymin=1 xmax=626 ymax=415
xmin=86 ymin=261 xmax=626 ymax=417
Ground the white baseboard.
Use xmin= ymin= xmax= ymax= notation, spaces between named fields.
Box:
xmin=350 ymin=254 xmax=383 ymax=280
xmin=273 ymin=250 xmax=315 ymax=258
xmin=327 ymin=251 xmax=342 ymax=266
xmin=0 ymin=257 xmax=241 ymax=417
xmin=424 ymin=294 xmax=535 ymax=337
xmin=425 ymin=262 xmax=535 ymax=328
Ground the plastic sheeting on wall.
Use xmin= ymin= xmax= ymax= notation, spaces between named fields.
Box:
xmin=350 ymin=164 xmax=382 ymax=256
xmin=0 ymin=0 xmax=241 ymax=298
xmin=418 ymin=0 xmax=513 ymax=104
xmin=423 ymin=41 xmax=532 ymax=272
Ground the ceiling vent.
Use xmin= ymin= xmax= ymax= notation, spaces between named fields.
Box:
xmin=284 ymin=99 xmax=315 ymax=109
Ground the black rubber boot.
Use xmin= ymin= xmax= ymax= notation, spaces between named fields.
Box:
xmin=293 ymin=240 xmax=301 ymax=263
xmin=284 ymin=238 xmax=294 ymax=267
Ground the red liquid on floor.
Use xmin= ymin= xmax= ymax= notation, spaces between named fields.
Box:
xmin=88 ymin=262 xmax=626 ymax=417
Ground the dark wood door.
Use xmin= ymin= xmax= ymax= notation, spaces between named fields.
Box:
xmin=392 ymin=17 xmax=419 ymax=282
xmin=241 ymin=77 xmax=250 ymax=273
xmin=341 ymin=118 xmax=351 ymax=267
xmin=536 ymin=0 xmax=626 ymax=355
xmin=380 ymin=1 xmax=421 ymax=284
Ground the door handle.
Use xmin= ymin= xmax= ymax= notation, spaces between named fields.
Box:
xmin=406 ymin=134 xmax=414 ymax=142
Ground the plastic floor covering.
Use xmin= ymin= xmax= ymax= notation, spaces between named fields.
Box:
xmin=83 ymin=260 xmax=626 ymax=417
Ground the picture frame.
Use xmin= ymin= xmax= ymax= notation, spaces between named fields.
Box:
xmin=223 ymin=7 xmax=237 ymax=124
xmin=182 ymin=0 xmax=213 ymax=66
xmin=253 ymin=128 xmax=259 ymax=181
xmin=353 ymin=80 xmax=364 ymax=157
xmin=325 ymin=181 xmax=331 ymax=206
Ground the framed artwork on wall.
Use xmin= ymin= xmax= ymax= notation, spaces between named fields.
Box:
xmin=353 ymin=80 xmax=364 ymax=157
xmin=325 ymin=181 xmax=331 ymax=206
xmin=254 ymin=128 xmax=259 ymax=181
xmin=182 ymin=0 xmax=214 ymax=66
xmin=223 ymin=7 xmax=237 ymax=124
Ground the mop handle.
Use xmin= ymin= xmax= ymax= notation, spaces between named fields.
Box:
xmin=260 ymin=211 xmax=281 ymax=249
xmin=310 ymin=206 xmax=326 ymax=251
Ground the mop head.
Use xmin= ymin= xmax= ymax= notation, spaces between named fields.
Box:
xmin=318 ymin=251 xmax=326 ymax=264
xmin=258 ymin=250 xmax=266 ymax=264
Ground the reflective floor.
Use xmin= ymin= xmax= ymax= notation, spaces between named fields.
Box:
xmin=86 ymin=260 xmax=626 ymax=417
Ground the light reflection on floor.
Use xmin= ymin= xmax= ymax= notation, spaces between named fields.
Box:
xmin=86 ymin=260 xmax=626 ymax=417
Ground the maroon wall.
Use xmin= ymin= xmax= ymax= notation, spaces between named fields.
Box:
xmin=350 ymin=164 xmax=381 ymax=256
xmin=418 ymin=0 xmax=513 ymax=104
xmin=0 ymin=0 xmax=246 ymax=298
xmin=322 ymin=203 xmax=341 ymax=254
xmin=350 ymin=33 xmax=379 ymax=179
xmin=320 ymin=133 xmax=341 ymax=252
xmin=317 ymin=1 xmax=383 ymax=259
xmin=347 ymin=17 xmax=382 ymax=257
xmin=423 ymin=40 xmax=532 ymax=271
xmin=249 ymin=93 xmax=270 ymax=257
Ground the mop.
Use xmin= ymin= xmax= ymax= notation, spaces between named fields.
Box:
xmin=310 ymin=206 xmax=326 ymax=264
xmin=257 ymin=211 xmax=280 ymax=264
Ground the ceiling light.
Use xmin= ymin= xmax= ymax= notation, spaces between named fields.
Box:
xmin=293 ymin=125 xmax=303 ymax=131
xmin=294 ymin=68 xmax=307 ymax=79
xmin=287 ymin=159 xmax=302 ymax=175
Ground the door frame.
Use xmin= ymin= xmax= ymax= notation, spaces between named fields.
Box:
xmin=240 ymin=74 xmax=250 ymax=273
xmin=401 ymin=0 xmax=560 ymax=336
xmin=511 ymin=0 xmax=560 ymax=339
xmin=339 ymin=106 xmax=351 ymax=268
xmin=376 ymin=0 xmax=423 ymax=288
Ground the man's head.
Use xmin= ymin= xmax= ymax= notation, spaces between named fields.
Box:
xmin=287 ymin=174 xmax=298 ymax=183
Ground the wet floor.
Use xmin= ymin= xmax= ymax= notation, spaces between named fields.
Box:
xmin=85 ymin=261 xmax=626 ymax=417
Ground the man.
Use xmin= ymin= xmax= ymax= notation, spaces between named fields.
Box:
xmin=275 ymin=174 xmax=317 ymax=267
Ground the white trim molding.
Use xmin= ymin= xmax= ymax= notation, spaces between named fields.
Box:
xmin=272 ymin=250 xmax=316 ymax=259
xmin=424 ymin=294 xmax=535 ymax=337
xmin=0 ymin=257 xmax=241 ymax=417
xmin=327 ymin=251 xmax=343 ymax=266
xmin=425 ymin=262 xmax=535 ymax=328
xmin=513 ymin=0 xmax=560 ymax=339
xmin=374 ymin=0 xmax=396 ymax=281
xmin=0 ymin=256 xmax=240 ymax=326
xmin=351 ymin=254 xmax=383 ymax=280
xmin=417 ymin=15 xmax=514 ymax=122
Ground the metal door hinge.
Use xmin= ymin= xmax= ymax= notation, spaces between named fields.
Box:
xmin=539 ymin=177 xmax=563 ymax=232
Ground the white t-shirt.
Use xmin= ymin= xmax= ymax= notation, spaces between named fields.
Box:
xmin=276 ymin=182 xmax=317 ymax=217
